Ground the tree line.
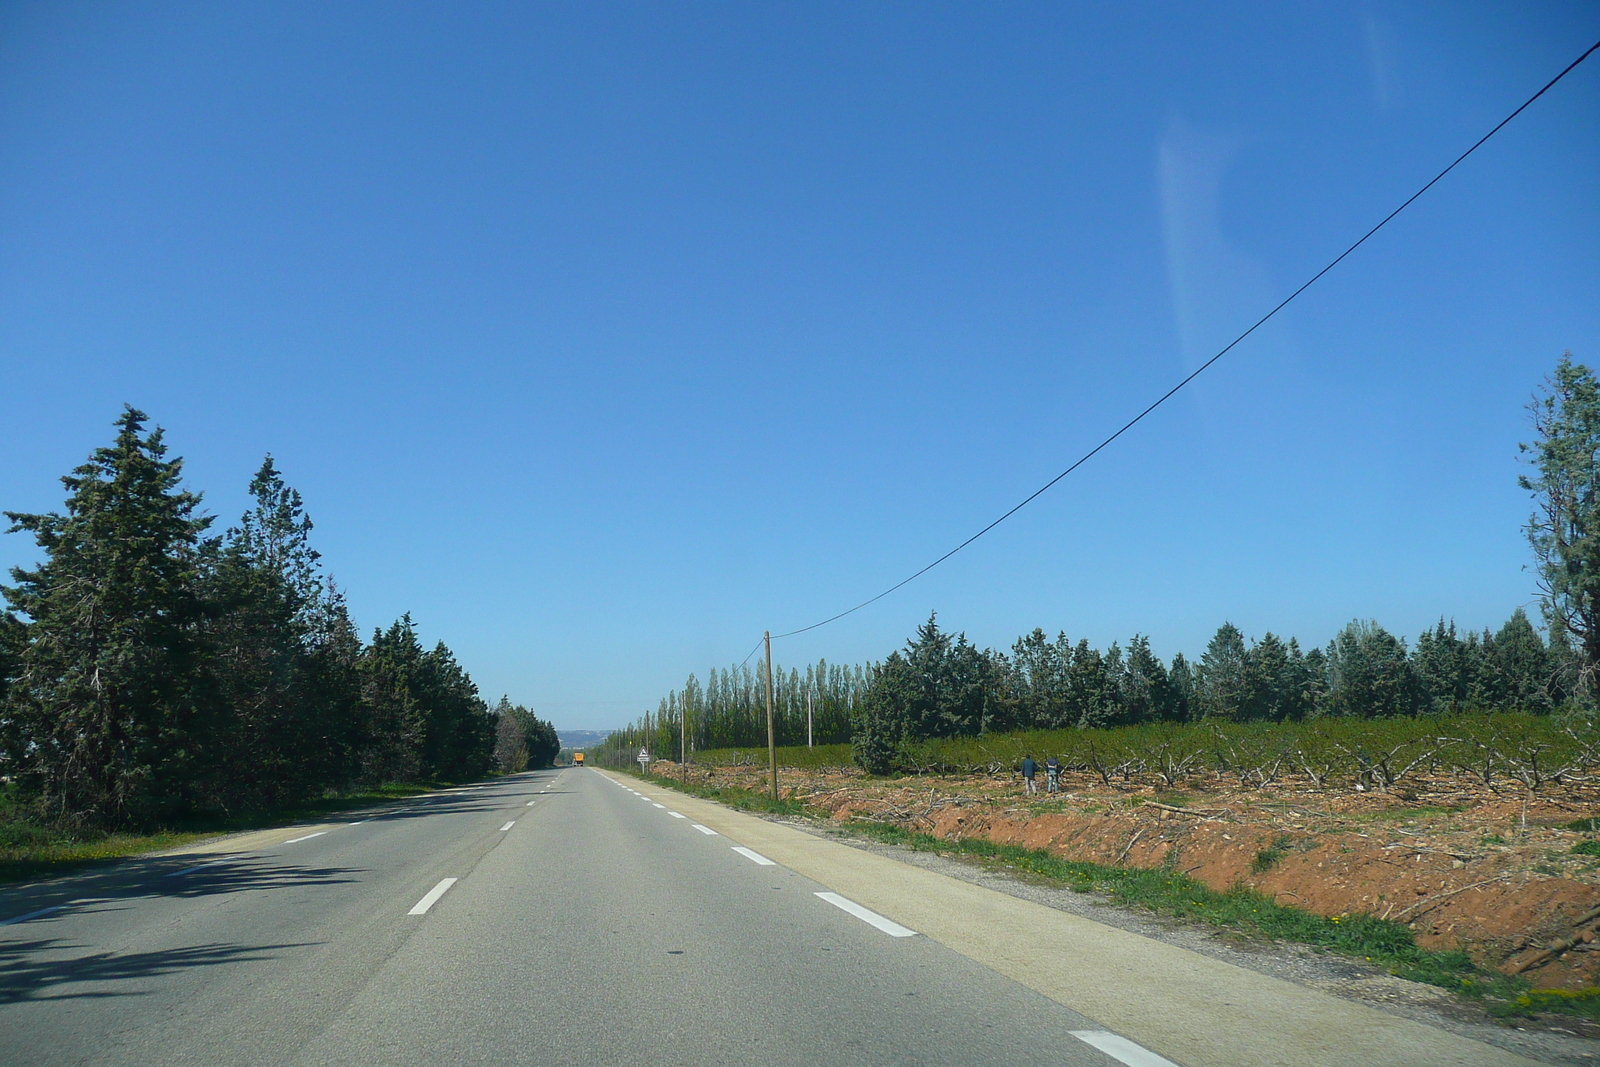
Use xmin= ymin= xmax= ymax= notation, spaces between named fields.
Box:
xmin=595 ymin=659 xmax=873 ymax=764
xmin=0 ymin=408 xmax=555 ymax=829
xmin=849 ymin=609 xmax=1574 ymax=772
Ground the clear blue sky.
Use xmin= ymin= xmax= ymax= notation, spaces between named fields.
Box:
xmin=2 ymin=3 xmax=1596 ymax=730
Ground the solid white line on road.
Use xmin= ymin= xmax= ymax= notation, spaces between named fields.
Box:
xmin=652 ymin=802 xmax=666 ymax=808
xmin=814 ymin=892 xmax=917 ymax=937
xmin=732 ymin=846 xmax=777 ymax=866
xmin=668 ymin=811 xmax=686 ymax=819
xmin=0 ymin=904 xmax=63 ymax=926
xmin=1069 ymin=1031 xmax=1180 ymax=1067
xmin=499 ymin=821 xmax=515 ymax=831
xmin=165 ymin=860 xmax=226 ymax=878
xmin=692 ymin=824 xmax=718 ymax=836
xmin=284 ymin=831 xmax=327 ymax=844
xmin=408 ymin=878 xmax=458 ymax=916
xmin=348 ymin=819 xmax=370 ymax=825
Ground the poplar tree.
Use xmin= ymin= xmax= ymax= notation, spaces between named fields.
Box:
xmin=2 ymin=409 xmax=214 ymax=826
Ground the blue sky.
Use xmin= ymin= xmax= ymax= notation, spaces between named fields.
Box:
xmin=2 ymin=3 xmax=1596 ymax=729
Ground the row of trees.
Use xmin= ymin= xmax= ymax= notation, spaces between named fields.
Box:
xmin=597 ymin=659 xmax=872 ymax=763
xmin=601 ymin=607 xmax=1562 ymax=773
xmin=850 ymin=610 xmax=1575 ymax=772
xmin=0 ymin=409 xmax=555 ymax=828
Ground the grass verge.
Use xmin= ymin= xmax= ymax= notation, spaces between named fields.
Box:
xmin=630 ymin=767 xmax=812 ymax=818
xmin=0 ymin=781 xmax=450 ymax=885
xmin=629 ymin=767 xmax=1595 ymax=1024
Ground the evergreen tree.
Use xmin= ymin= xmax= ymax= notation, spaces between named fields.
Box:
xmin=200 ymin=457 xmax=344 ymax=810
xmin=1121 ymin=634 xmax=1170 ymax=724
xmin=1242 ymin=632 xmax=1290 ymax=721
xmin=1197 ymin=622 xmax=1249 ymax=720
xmin=1 ymin=409 xmax=215 ymax=826
xmin=1322 ymin=620 xmax=1417 ymax=718
xmin=1520 ymin=354 xmax=1600 ymax=696
xmin=1166 ymin=652 xmax=1196 ymax=721
xmin=1483 ymin=608 xmax=1554 ymax=712
xmin=853 ymin=653 xmax=911 ymax=774
xmin=492 ymin=696 xmax=530 ymax=773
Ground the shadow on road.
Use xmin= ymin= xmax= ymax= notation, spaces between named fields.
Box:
xmin=0 ymin=859 xmax=363 ymax=932
xmin=0 ymin=937 xmax=317 ymax=1002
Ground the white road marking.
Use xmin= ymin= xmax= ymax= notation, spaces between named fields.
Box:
xmin=408 ymin=878 xmax=458 ymax=915
xmin=668 ymin=812 xmax=686 ymax=819
xmin=499 ymin=821 xmax=515 ymax=831
xmin=692 ymin=824 xmax=718 ymax=835
xmin=652 ymin=802 xmax=666 ymax=808
xmin=165 ymin=860 xmax=226 ymax=878
xmin=284 ymin=831 xmax=327 ymax=844
xmin=732 ymin=846 xmax=777 ymax=866
xmin=0 ymin=904 xmax=63 ymax=926
xmin=348 ymin=820 xmax=369 ymax=825
xmin=1069 ymin=1032 xmax=1180 ymax=1067
xmin=814 ymin=892 xmax=916 ymax=937
xmin=526 ymin=800 xmax=536 ymax=806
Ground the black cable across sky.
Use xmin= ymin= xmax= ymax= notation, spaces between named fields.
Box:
xmin=759 ymin=36 xmax=1600 ymax=647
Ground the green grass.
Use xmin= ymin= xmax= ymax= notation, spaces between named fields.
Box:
xmin=0 ymin=781 xmax=452 ymax=885
xmin=835 ymin=820 xmax=1554 ymax=1012
xmin=629 ymin=767 xmax=813 ymax=818
xmin=1251 ymin=833 xmax=1296 ymax=873
xmin=1571 ymin=840 xmax=1600 ymax=857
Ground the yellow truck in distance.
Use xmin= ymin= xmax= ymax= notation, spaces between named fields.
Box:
xmin=573 ymin=752 xmax=584 ymax=766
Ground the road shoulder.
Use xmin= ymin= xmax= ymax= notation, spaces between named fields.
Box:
xmin=604 ymin=768 xmax=1546 ymax=1067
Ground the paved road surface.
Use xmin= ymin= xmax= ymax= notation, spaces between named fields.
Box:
xmin=0 ymin=769 xmax=1128 ymax=1066
xmin=0 ymin=768 xmax=1545 ymax=1066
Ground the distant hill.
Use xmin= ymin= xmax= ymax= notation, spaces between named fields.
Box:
xmin=558 ymin=730 xmax=612 ymax=750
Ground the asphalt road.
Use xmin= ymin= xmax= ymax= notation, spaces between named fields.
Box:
xmin=0 ymin=768 xmax=1150 ymax=1067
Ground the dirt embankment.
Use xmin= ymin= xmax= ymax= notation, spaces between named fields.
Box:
xmin=651 ymin=760 xmax=1600 ymax=990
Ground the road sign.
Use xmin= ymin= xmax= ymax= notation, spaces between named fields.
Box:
xmin=637 ymin=748 xmax=650 ymax=767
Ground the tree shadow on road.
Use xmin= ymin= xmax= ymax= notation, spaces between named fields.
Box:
xmin=0 ymin=858 xmax=363 ymax=930
xmin=0 ymin=936 xmax=318 ymax=1002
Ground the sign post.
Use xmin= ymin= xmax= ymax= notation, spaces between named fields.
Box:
xmin=637 ymin=747 xmax=650 ymax=775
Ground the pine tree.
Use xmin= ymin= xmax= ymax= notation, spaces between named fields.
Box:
xmin=1520 ymin=355 xmax=1600 ymax=696
xmin=1323 ymin=620 xmax=1417 ymax=718
xmin=1197 ymin=623 xmax=1249 ymax=720
xmin=2 ymin=409 xmax=215 ymax=826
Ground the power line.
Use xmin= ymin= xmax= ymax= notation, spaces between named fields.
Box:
xmin=767 ymin=36 xmax=1600 ymax=644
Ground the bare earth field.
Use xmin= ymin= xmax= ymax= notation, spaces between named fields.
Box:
xmin=656 ymin=759 xmax=1600 ymax=992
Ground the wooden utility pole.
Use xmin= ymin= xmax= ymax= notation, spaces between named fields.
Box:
xmin=764 ymin=630 xmax=777 ymax=800
xmin=680 ymin=692 xmax=688 ymax=785
xmin=807 ymin=690 xmax=813 ymax=749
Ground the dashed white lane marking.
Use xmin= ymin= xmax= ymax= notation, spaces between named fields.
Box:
xmin=732 ymin=846 xmax=777 ymax=866
xmin=652 ymin=802 xmax=666 ymax=808
xmin=0 ymin=904 xmax=64 ymax=926
xmin=814 ymin=892 xmax=916 ymax=937
xmin=348 ymin=820 xmax=370 ymax=825
xmin=526 ymin=800 xmax=536 ymax=807
xmin=165 ymin=860 xmax=226 ymax=878
xmin=499 ymin=821 xmax=515 ymax=831
xmin=692 ymin=824 xmax=718 ymax=836
xmin=668 ymin=812 xmax=686 ymax=819
xmin=1069 ymin=1031 xmax=1179 ymax=1067
xmin=284 ymin=831 xmax=327 ymax=844
xmin=408 ymin=878 xmax=458 ymax=916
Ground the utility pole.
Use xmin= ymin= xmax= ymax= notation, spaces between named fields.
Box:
xmin=680 ymin=692 xmax=688 ymax=786
xmin=807 ymin=690 xmax=813 ymax=749
xmin=764 ymin=630 xmax=777 ymax=801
